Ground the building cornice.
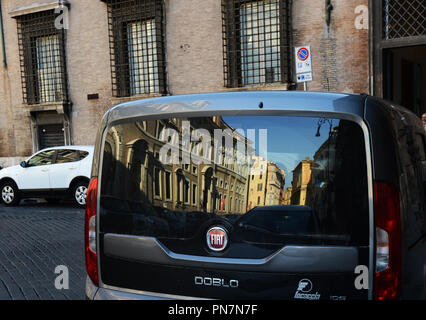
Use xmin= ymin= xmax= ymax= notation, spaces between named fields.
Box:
xmin=9 ymin=0 xmax=70 ymax=18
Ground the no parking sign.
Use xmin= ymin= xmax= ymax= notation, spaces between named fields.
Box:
xmin=297 ymin=47 xmax=310 ymax=61
xmin=295 ymin=45 xmax=312 ymax=83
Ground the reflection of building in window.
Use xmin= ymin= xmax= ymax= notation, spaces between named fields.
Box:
xmin=27 ymin=150 xmax=57 ymax=167
xmin=290 ymin=157 xmax=313 ymax=206
xmin=165 ymin=171 xmax=171 ymax=200
xmin=184 ymin=179 xmax=190 ymax=204
xmin=282 ymin=187 xmax=292 ymax=205
xmin=266 ymin=162 xmax=286 ymax=205
xmin=176 ymin=170 xmax=183 ymax=203
xmin=247 ymin=156 xmax=285 ymax=209
xmin=103 ymin=116 xmax=252 ymax=215
xmin=154 ymin=167 xmax=161 ymax=198
xmin=192 ymin=184 xmax=197 ymax=205
xmin=304 ymin=120 xmax=370 ymax=236
xmin=306 ymin=124 xmax=340 ymax=225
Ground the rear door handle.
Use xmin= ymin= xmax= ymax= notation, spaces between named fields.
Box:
xmin=41 ymin=169 xmax=49 ymax=172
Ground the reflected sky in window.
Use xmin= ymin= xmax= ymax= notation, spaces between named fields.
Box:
xmin=223 ymin=116 xmax=332 ymax=188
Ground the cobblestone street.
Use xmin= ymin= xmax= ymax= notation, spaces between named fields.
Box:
xmin=0 ymin=201 xmax=85 ymax=300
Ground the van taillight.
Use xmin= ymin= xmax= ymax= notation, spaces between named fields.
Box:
xmin=85 ymin=177 xmax=98 ymax=287
xmin=374 ymin=181 xmax=401 ymax=300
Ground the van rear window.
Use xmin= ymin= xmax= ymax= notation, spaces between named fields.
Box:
xmin=100 ymin=116 xmax=369 ymax=250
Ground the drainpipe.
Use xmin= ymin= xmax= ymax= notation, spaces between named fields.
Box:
xmin=287 ymin=0 xmax=296 ymax=90
xmin=368 ymin=0 xmax=374 ymax=96
xmin=162 ymin=0 xmax=169 ymax=95
xmin=0 ymin=0 xmax=7 ymax=68
xmin=325 ymin=0 xmax=334 ymax=28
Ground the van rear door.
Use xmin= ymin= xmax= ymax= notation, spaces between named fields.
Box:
xmin=97 ymin=115 xmax=371 ymax=300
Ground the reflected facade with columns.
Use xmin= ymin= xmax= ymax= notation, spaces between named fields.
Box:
xmin=102 ymin=116 xmax=254 ymax=216
xmin=99 ymin=115 xmax=371 ymax=248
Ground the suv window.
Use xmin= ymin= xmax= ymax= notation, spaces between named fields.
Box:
xmin=27 ymin=150 xmax=57 ymax=167
xmin=79 ymin=151 xmax=89 ymax=160
xmin=100 ymin=115 xmax=369 ymax=254
xmin=55 ymin=149 xmax=80 ymax=164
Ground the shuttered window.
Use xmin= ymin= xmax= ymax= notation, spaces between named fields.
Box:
xmin=15 ymin=10 xmax=68 ymax=105
xmin=102 ymin=0 xmax=166 ymax=97
xmin=35 ymin=35 xmax=64 ymax=103
xmin=222 ymin=0 xmax=291 ymax=88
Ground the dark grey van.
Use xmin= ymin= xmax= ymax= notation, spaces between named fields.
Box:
xmin=85 ymin=91 xmax=426 ymax=300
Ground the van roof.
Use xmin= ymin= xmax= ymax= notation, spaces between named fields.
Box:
xmin=104 ymin=91 xmax=367 ymax=125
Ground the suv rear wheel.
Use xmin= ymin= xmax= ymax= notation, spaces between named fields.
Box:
xmin=1 ymin=181 xmax=20 ymax=206
xmin=72 ymin=180 xmax=89 ymax=208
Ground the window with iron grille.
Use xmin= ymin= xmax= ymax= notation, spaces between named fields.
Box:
xmin=102 ymin=0 xmax=166 ymax=97
xmin=15 ymin=10 xmax=68 ymax=105
xmin=222 ymin=0 xmax=291 ymax=88
xmin=383 ymin=0 xmax=425 ymax=40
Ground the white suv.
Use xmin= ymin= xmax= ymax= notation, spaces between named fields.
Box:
xmin=0 ymin=146 xmax=94 ymax=207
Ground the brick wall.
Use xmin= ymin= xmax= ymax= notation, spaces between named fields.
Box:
xmin=166 ymin=0 xmax=224 ymax=95
xmin=0 ymin=0 xmax=370 ymax=160
xmin=65 ymin=0 xmax=112 ymax=146
xmin=293 ymin=0 xmax=369 ymax=93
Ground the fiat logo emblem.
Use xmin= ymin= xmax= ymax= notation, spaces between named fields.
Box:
xmin=206 ymin=226 xmax=228 ymax=252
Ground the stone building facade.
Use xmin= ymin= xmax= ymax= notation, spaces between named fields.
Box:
xmin=102 ymin=116 xmax=251 ymax=215
xmin=290 ymin=158 xmax=313 ymax=206
xmin=0 ymin=0 xmax=388 ymax=167
xmin=247 ymin=156 xmax=285 ymax=209
xmin=265 ymin=162 xmax=286 ymax=206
